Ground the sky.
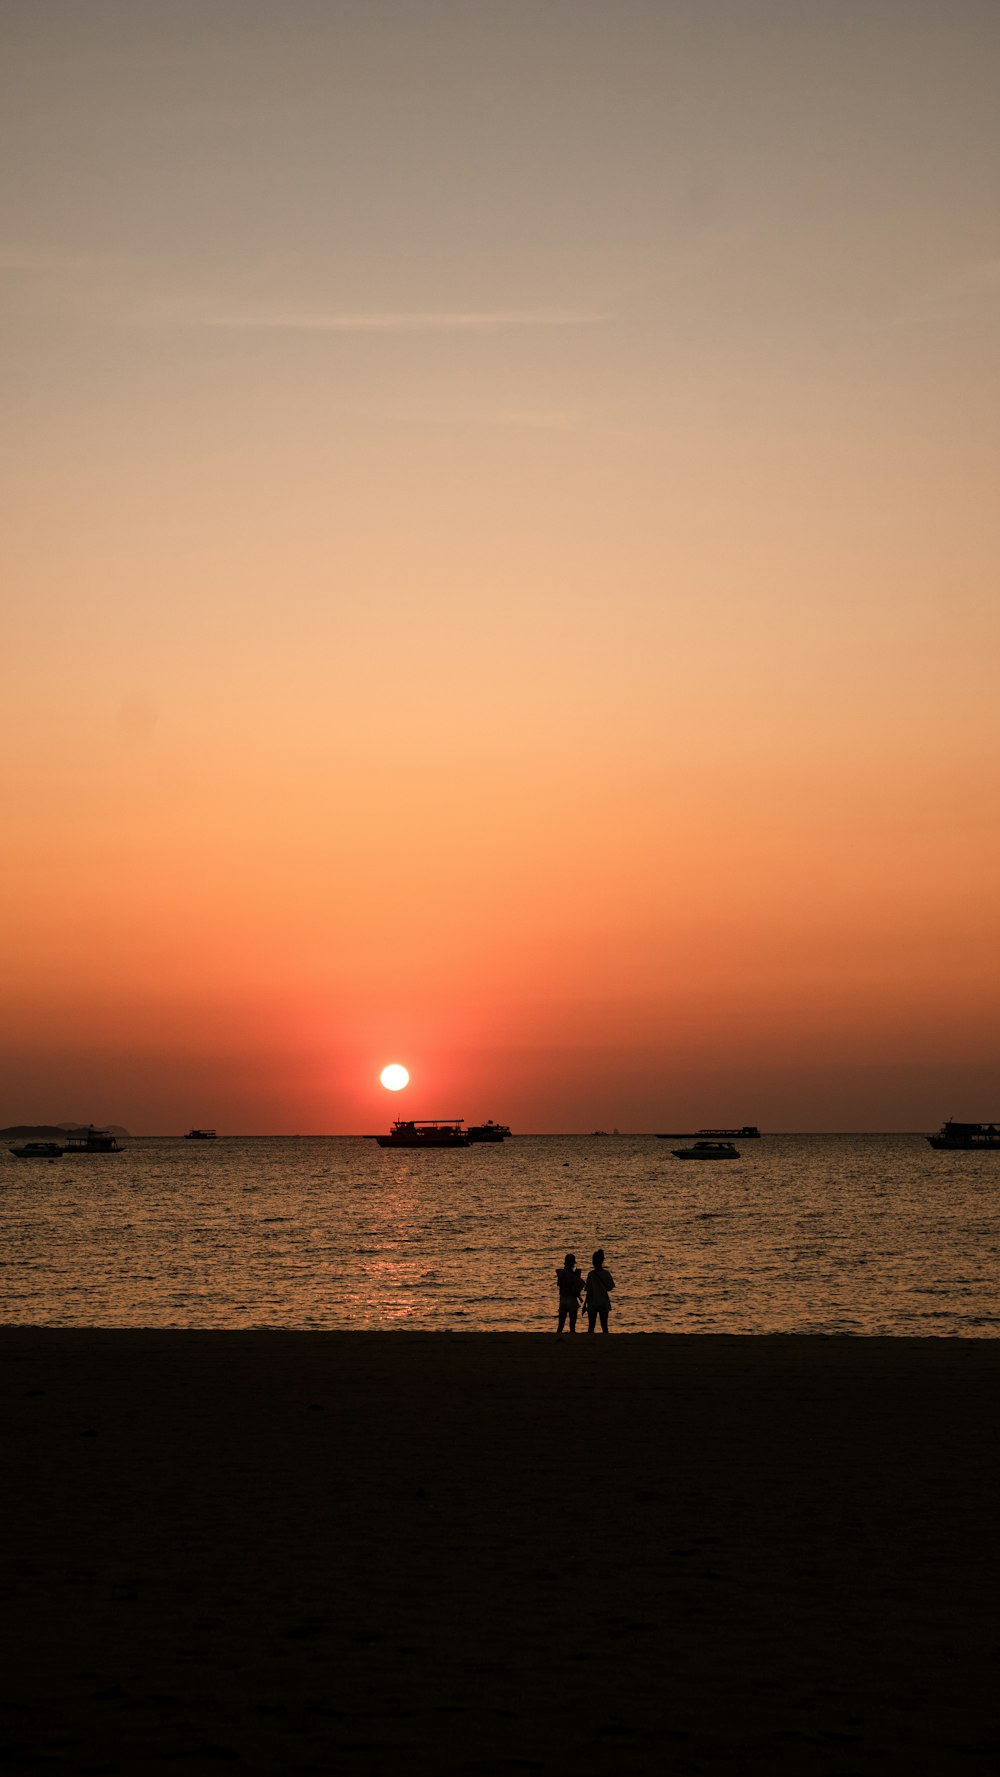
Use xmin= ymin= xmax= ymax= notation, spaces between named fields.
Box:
xmin=2 ymin=0 xmax=999 ymax=1132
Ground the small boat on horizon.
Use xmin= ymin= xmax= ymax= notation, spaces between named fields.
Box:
xmin=374 ymin=1119 xmax=471 ymax=1149
xmin=9 ymin=1140 xmax=65 ymax=1160
xmin=185 ymin=1128 xmax=217 ymax=1139
xmin=926 ymin=1120 xmax=1000 ymax=1151
xmin=671 ymin=1140 xmax=742 ymax=1160
xmin=466 ymin=1121 xmax=512 ymax=1142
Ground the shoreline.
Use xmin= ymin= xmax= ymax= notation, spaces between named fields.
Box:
xmin=5 ymin=1324 xmax=999 ymax=1341
xmin=3 ymin=1329 xmax=999 ymax=1772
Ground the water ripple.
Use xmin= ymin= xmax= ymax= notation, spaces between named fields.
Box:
xmin=1 ymin=1133 xmax=996 ymax=1334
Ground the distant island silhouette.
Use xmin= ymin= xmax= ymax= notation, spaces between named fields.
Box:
xmin=0 ymin=1123 xmax=130 ymax=1140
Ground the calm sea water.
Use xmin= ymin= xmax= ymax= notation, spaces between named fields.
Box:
xmin=1 ymin=1135 xmax=997 ymax=1335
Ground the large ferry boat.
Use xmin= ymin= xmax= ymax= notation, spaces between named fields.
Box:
xmin=375 ymin=1119 xmax=471 ymax=1149
xmin=926 ymin=1120 xmax=1000 ymax=1151
xmin=657 ymin=1125 xmax=760 ymax=1139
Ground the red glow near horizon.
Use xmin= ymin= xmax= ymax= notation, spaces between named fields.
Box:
xmin=3 ymin=10 xmax=999 ymax=1136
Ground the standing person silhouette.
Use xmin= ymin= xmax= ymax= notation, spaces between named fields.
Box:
xmin=584 ymin=1248 xmax=615 ymax=1333
xmin=555 ymin=1252 xmax=584 ymax=1332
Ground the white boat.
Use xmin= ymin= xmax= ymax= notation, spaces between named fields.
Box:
xmin=671 ymin=1140 xmax=741 ymax=1160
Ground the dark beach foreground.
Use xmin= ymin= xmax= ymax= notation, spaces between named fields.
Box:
xmin=2 ymin=1331 xmax=998 ymax=1775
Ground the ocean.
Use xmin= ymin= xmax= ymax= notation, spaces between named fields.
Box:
xmin=2 ymin=1134 xmax=997 ymax=1335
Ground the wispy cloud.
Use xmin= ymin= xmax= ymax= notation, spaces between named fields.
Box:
xmin=1 ymin=244 xmax=606 ymax=335
xmin=187 ymin=308 xmax=603 ymax=332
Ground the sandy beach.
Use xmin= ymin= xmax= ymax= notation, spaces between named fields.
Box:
xmin=2 ymin=1330 xmax=998 ymax=1774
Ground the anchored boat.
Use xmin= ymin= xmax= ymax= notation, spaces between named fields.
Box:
xmin=466 ymin=1121 xmax=511 ymax=1142
xmin=658 ymin=1125 xmax=760 ymax=1139
xmin=62 ymin=1126 xmax=123 ymax=1154
xmin=926 ymin=1120 xmax=1000 ymax=1151
xmin=671 ymin=1140 xmax=741 ymax=1160
xmin=375 ymin=1119 xmax=471 ymax=1149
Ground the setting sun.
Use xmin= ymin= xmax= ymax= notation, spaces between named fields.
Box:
xmin=380 ymin=1064 xmax=410 ymax=1092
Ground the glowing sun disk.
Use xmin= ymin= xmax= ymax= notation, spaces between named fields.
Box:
xmin=380 ymin=1063 xmax=410 ymax=1091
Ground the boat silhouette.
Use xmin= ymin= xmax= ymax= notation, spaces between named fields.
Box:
xmin=374 ymin=1119 xmax=471 ymax=1149
xmin=62 ymin=1126 xmax=123 ymax=1154
xmin=926 ymin=1120 xmax=1000 ymax=1151
xmin=671 ymin=1140 xmax=742 ymax=1160
xmin=657 ymin=1125 xmax=760 ymax=1139
xmin=466 ymin=1120 xmax=511 ymax=1142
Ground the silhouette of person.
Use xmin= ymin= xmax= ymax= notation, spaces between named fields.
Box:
xmin=555 ymin=1251 xmax=584 ymax=1333
xmin=584 ymin=1248 xmax=615 ymax=1333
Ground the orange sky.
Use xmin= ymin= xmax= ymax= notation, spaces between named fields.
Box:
xmin=2 ymin=2 xmax=999 ymax=1130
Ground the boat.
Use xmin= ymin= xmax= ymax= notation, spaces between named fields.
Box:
xmin=374 ymin=1119 xmax=471 ymax=1149
xmin=671 ymin=1140 xmax=741 ymax=1160
xmin=466 ymin=1121 xmax=511 ymax=1142
xmin=185 ymin=1128 xmax=217 ymax=1139
xmin=657 ymin=1125 xmax=760 ymax=1139
xmin=62 ymin=1126 xmax=123 ymax=1154
xmin=9 ymin=1140 xmax=65 ymax=1160
xmin=926 ymin=1120 xmax=1000 ymax=1151
xmin=699 ymin=1125 xmax=759 ymax=1139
